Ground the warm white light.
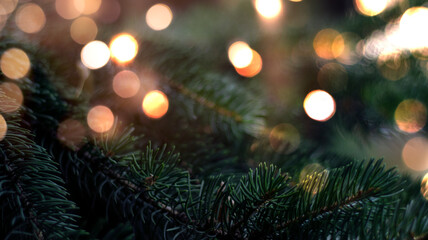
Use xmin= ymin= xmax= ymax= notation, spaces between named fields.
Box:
xmin=399 ymin=7 xmax=428 ymax=50
xmin=15 ymin=3 xmax=46 ymax=34
xmin=112 ymin=70 xmax=140 ymax=98
xmin=81 ymin=40 xmax=110 ymax=69
xmin=142 ymin=90 xmax=169 ymax=119
xmin=55 ymin=0 xmax=81 ymax=19
xmin=303 ymin=90 xmax=336 ymax=122
xmin=0 ymin=114 xmax=6 ymax=141
xmin=70 ymin=17 xmax=98 ymax=45
xmin=146 ymin=4 xmax=173 ymax=31
xmin=1 ymin=48 xmax=30 ymax=80
xmin=87 ymin=105 xmax=114 ymax=133
xmin=235 ymin=49 xmax=263 ymax=78
xmin=0 ymin=82 xmax=23 ymax=113
xmin=402 ymin=137 xmax=428 ymax=171
xmin=228 ymin=41 xmax=253 ymax=68
xmin=254 ymin=0 xmax=282 ymax=19
xmin=354 ymin=0 xmax=388 ymax=16
xmin=74 ymin=0 xmax=102 ymax=15
xmin=109 ymin=33 xmax=138 ymax=64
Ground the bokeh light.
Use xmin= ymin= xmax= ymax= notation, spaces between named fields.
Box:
xmin=56 ymin=0 xmax=81 ymax=19
xmin=313 ymin=29 xmax=344 ymax=60
xmin=336 ymin=32 xmax=361 ymax=65
xmin=395 ymin=99 xmax=427 ymax=133
xmin=0 ymin=0 xmax=17 ymax=15
xmin=254 ymin=0 xmax=282 ymax=19
xmin=354 ymin=0 xmax=388 ymax=17
xmin=81 ymin=40 xmax=110 ymax=69
xmin=399 ymin=7 xmax=428 ymax=51
xmin=146 ymin=4 xmax=173 ymax=31
xmin=303 ymin=90 xmax=336 ymax=122
xmin=112 ymin=70 xmax=140 ymax=98
xmin=421 ymin=173 xmax=428 ymax=200
xmin=87 ymin=105 xmax=114 ymax=133
xmin=317 ymin=63 xmax=348 ymax=92
xmin=269 ymin=123 xmax=300 ymax=153
xmin=70 ymin=17 xmax=98 ymax=45
xmin=74 ymin=0 xmax=102 ymax=15
xmin=235 ymin=49 xmax=262 ymax=78
xmin=142 ymin=90 xmax=169 ymax=119
xmin=228 ymin=41 xmax=253 ymax=69
xmin=57 ymin=118 xmax=86 ymax=150
xmin=1 ymin=48 xmax=30 ymax=80
xmin=377 ymin=52 xmax=409 ymax=81
xmin=109 ymin=33 xmax=138 ymax=64
xmin=15 ymin=3 xmax=46 ymax=34
xmin=0 ymin=114 xmax=6 ymax=141
xmin=0 ymin=82 xmax=23 ymax=113
xmin=402 ymin=137 xmax=428 ymax=171
xmin=299 ymin=163 xmax=328 ymax=194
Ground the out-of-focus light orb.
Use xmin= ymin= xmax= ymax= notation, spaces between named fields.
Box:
xmin=354 ymin=0 xmax=387 ymax=16
xmin=377 ymin=52 xmax=409 ymax=81
xmin=97 ymin=0 xmax=121 ymax=24
xmin=254 ymin=0 xmax=282 ymax=19
xmin=289 ymin=0 xmax=302 ymax=2
xmin=0 ymin=82 xmax=23 ymax=113
xmin=81 ymin=40 xmax=110 ymax=69
xmin=0 ymin=113 xmax=6 ymax=141
xmin=55 ymin=0 xmax=81 ymax=19
xmin=87 ymin=105 xmax=114 ymax=133
xmin=235 ymin=49 xmax=262 ymax=78
xmin=146 ymin=4 xmax=173 ymax=31
xmin=336 ymin=32 xmax=361 ymax=65
xmin=57 ymin=118 xmax=86 ymax=150
xmin=142 ymin=90 xmax=169 ymax=119
xmin=70 ymin=17 xmax=98 ymax=45
xmin=0 ymin=0 xmax=17 ymax=15
xmin=228 ymin=41 xmax=253 ymax=69
xmin=402 ymin=137 xmax=428 ymax=171
xmin=303 ymin=90 xmax=336 ymax=122
xmin=269 ymin=123 xmax=300 ymax=153
xmin=395 ymin=99 xmax=427 ymax=133
xmin=112 ymin=70 xmax=140 ymax=98
xmin=74 ymin=0 xmax=102 ymax=15
xmin=317 ymin=63 xmax=348 ymax=92
xmin=1 ymin=48 xmax=30 ymax=80
xmin=299 ymin=163 xmax=328 ymax=194
xmin=109 ymin=33 xmax=138 ymax=64
xmin=313 ymin=29 xmax=344 ymax=60
xmin=399 ymin=7 xmax=428 ymax=51
xmin=15 ymin=3 xmax=46 ymax=34
xmin=421 ymin=173 xmax=428 ymax=200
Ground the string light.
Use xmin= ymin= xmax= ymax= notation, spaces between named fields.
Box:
xmin=81 ymin=40 xmax=110 ymax=69
xmin=402 ymin=137 xmax=428 ymax=171
xmin=0 ymin=114 xmax=6 ymax=141
xmin=146 ymin=4 xmax=173 ymax=31
xmin=313 ymin=29 xmax=344 ymax=60
xmin=395 ymin=100 xmax=427 ymax=133
xmin=303 ymin=90 xmax=336 ymax=122
xmin=74 ymin=0 xmax=102 ymax=15
xmin=269 ymin=123 xmax=300 ymax=153
xmin=254 ymin=0 xmax=282 ymax=19
xmin=112 ymin=70 xmax=140 ymax=98
xmin=354 ymin=0 xmax=388 ymax=17
xmin=109 ymin=33 xmax=138 ymax=64
xmin=228 ymin=41 xmax=253 ymax=69
xmin=421 ymin=173 xmax=428 ymax=200
xmin=87 ymin=105 xmax=114 ymax=133
xmin=15 ymin=3 xmax=46 ymax=34
xmin=1 ymin=48 xmax=30 ymax=80
xmin=56 ymin=0 xmax=81 ymax=19
xmin=399 ymin=7 xmax=428 ymax=51
xmin=57 ymin=119 xmax=86 ymax=150
xmin=142 ymin=90 xmax=169 ymax=119
xmin=0 ymin=82 xmax=23 ymax=113
xmin=235 ymin=49 xmax=262 ymax=78
xmin=70 ymin=17 xmax=98 ymax=45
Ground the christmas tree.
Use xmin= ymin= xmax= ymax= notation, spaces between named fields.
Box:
xmin=1 ymin=0 xmax=428 ymax=239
